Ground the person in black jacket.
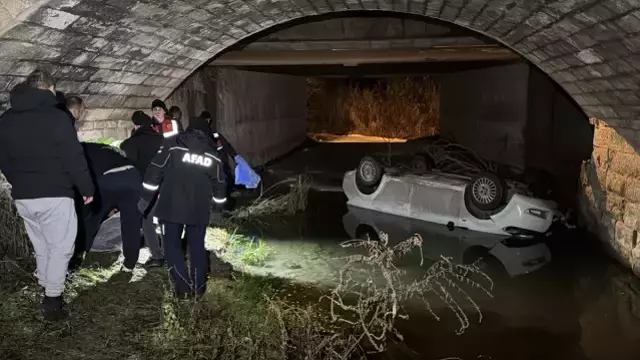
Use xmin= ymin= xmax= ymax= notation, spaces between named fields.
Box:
xmin=137 ymin=117 xmax=227 ymax=299
xmin=120 ymin=111 xmax=165 ymax=267
xmin=0 ymin=70 xmax=94 ymax=321
xmin=76 ymin=142 xmax=142 ymax=272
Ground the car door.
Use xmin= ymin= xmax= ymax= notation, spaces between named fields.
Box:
xmin=408 ymin=173 xmax=464 ymax=227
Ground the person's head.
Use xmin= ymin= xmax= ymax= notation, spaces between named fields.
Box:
xmin=26 ymin=69 xmax=56 ymax=94
xmin=151 ymin=99 xmax=167 ymax=123
xmin=168 ymin=106 xmax=182 ymax=122
xmin=188 ymin=116 xmax=210 ymax=135
xmin=199 ymin=110 xmax=212 ymax=124
xmin=66 ymin=95 xmax=85 ymax=121
xmin=131 ymin=110 xmax=152 ymax=129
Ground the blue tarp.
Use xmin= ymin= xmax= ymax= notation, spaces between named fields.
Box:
xmin=234 ymin=155 xmax=261 ymax=189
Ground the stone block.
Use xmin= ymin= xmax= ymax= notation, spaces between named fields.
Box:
xmin=120 ymin=72 xmax=148 ymax=85
xmin=610 ymin=152 xmax=640 ymax=178
xmin=0 ymin=40 xmax=39 ymax=61
xmin=49 ymin=0 xmax=83 ymax=10
xmin=69 ymin=17 xmax=115 ymax=38
xmin=86 ymin=82 xmax=106 ymax=94
xmin=150 ymin=87 xmax=173 ymax=98
xmin=89 ymin=55 xmax=129 ymax=70
xmin=30 ymin=8 xmax=79 ymax=30
xmin=147 ymin=51 xmax=177 ymax=65
xmin=142 ymin=76 xmax=173 ymax=87
xmin=170 ymin=68 xmax=190 ymax=79
xmin=56 ymin=80 xmax=90 ymax=94
xmin=124 ymin=46 xmax=154 ymax=60
xmin=123 ymin=96 xmax=155 ymax=108
xmin=7 ymin=61 xmax=40 ymax=76
xmin=121 ymin=60 xmax=150 ymax=73
xmin=615 ymin=222 xmax=636 ymax=256
xmin=117 ymin=18 xmax=159 ymax=35
xmin=128 ymin=85 xmax=155 ymax=97
xmin=61 ymin=50 xmax=98 ymax=66
xmin=181 ymin=47 xmax=211 ymax=61
xmin=624 ymin=202 xmax=640 ymax=230
xmin=97 ymin=83 xmax=133 ymax=95
xmin=626 ymin=179 xmax=640 ymax=203
xmin=0 ymin=76 xmax=24 ymax=92
xmin=84 ymin=108 xmax=114 ymax=121
xmin=55 ymin=66 xmax=97 ymax=81
xmin=130 ymin=33 xmax=165 ymax=49
xmin=108 ymin=108 xmax=132 ymax=120
xmin=72 ymin=1 xmax=127 ymax=22
xmin=84 ymin=95 xmax=127 ymax=108
xmin=607 ymin=172 xmax=628 ymax=197
xmin=159 ymin=40 xmax=185 ymax=55
xmin=90 ymin=69 xmax=124 ymax=83
xmin=594 ymin=125 xmax=636 ymax=153
xmin=607 ymin=194 xmax=627 ymax=221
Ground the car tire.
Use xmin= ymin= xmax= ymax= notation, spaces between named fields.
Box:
xmin=356 ymin=156 xmax=383 ymax=194
xmin=355 ymin=225 xmax=380 ymax=241
xmin=411 ymin=154 xmax=434 ymax=173
xmin=465 ymin=172 xmax=506 ymax=212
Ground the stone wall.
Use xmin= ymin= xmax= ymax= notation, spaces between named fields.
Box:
xmin=580 ymin=120 xmax=640 ymax=276
xmin=216 ymin=68 xmax=307 ymax=166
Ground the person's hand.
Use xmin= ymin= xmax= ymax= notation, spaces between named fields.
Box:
xmin=83 ymin=196 xmax=93 ymax=205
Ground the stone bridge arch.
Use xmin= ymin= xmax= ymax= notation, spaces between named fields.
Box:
xmin=0 ymin=1 xmax=639 ymax=272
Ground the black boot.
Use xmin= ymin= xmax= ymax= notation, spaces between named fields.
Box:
xmin=41 ymin=296 xmax=67 ymax=321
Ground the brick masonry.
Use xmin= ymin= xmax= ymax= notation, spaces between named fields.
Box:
xmin=0 ymin=0 xmax=638 ymax=273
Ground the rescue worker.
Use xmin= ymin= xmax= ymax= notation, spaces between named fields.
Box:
xmin=76 ymin=142 xmax=143 ymax=272
xmin=0 ymin=70 xmax=94 ymax=320
xmin=120 ymin=111 xmax=165 ymax=267
xmin=137 ymin=116 xmax=227 ymax=299
xmin=151 ymin=99 xmax=183 ymax=139
xmin=169 ymin=105 xmax=182 ymax=124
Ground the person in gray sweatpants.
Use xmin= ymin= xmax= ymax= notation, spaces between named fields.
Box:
xmin=0 ymin=70 xmax=95 ymax=321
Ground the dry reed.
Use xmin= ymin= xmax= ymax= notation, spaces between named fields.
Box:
xmin=228 ymin=175 xmax=310 ymax=222
xmin=0 ymin=174 xmax=30 ymax=261
xmin=307 ymin=77 xmax=440 ymax=139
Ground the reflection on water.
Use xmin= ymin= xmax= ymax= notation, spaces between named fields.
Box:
xmin=227 ymin=191 xmax=640 ymax=360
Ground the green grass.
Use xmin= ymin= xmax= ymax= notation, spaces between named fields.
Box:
xmin=85 ymin=137 xmax=122 ymax=148
xmin=0 ymin=252 xmax=301 ymax=360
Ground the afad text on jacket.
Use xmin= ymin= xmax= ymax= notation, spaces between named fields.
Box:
xmin=140 ymin=128 xmax=227 ymax=226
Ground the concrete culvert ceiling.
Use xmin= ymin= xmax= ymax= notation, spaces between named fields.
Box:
xmin=0 ymin=0 xmax=638 ymax=133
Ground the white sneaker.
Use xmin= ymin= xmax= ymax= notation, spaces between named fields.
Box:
xmin=121 ymin=265 xmax=134 ymax=273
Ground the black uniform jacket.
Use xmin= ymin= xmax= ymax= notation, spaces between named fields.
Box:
xmin=141 ymin=128 xmax=227 ymax=226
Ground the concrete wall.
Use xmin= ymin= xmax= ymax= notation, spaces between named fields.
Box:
xmin=439 ymin=63 xmax=530 ymax=173
xmin=439 ymin=63 xmax=593 ymax=208
xmin=215 ymin=68 xmax=307 ymax=167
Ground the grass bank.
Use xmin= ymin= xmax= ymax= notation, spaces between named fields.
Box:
xmin=0 ymin=177 xmax=492 ymax=360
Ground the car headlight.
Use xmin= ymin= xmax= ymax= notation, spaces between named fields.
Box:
xmin=525 ymin=208 xmax=549 ymax=220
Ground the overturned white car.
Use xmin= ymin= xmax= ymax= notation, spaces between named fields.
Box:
xmin=343 ymin=156 xmax=564 ymax=238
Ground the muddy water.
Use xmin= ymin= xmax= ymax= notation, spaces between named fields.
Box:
xmin=227 ymin=188 xmax=640 ymax=360
xmin=230 ymin=140 xmax=640 ymax=360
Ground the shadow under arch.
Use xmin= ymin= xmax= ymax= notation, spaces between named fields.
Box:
xmin=181 ymin=9 xmax=588 ymax=121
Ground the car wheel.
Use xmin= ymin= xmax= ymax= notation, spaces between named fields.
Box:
xmin=355 ymin=225 xmax=380 ymax=241
xmin=411 ymin=154 xmax=434 ymax=173
xmin=356 ymin=156 xmax=383 ymax=194
xmin=465 ymin=172 xmax=506 ymax=212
